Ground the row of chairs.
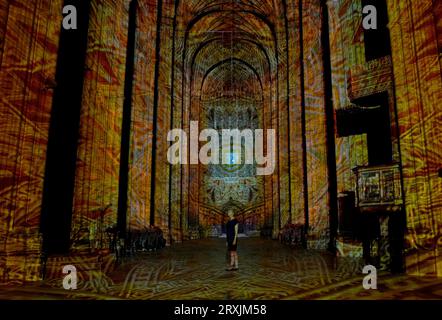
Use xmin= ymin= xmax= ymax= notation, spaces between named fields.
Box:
xmin=278 ymin=223 xmax=306 ymax=247
xmin=106 ymin=226 xmax=166 ymax=261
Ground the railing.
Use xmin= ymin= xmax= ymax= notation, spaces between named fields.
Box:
xmin=353 ymin=164 xmax=403 ymax=213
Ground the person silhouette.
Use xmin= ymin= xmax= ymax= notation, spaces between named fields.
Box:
xmin=225 ymin=209 xmax=239 ymax=271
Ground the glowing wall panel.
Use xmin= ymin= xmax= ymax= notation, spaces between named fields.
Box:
xmin=387 ymin=0 xmax=442 ymax=276
xmin=302 ymin=0 xmax=330 ymax=248
xmin=127 ymin=1 xmax=157 ymax=231
xmin=0 ymin=0 xmax=64 ymax=282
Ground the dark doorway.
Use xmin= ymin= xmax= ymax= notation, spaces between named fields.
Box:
xmin=337 ymin=92 xmax=393 ymax=166
xmin=40 ymin=0 xmax=91 ymax=254
xmin=359 ymin=93 xmax=393 ymax=166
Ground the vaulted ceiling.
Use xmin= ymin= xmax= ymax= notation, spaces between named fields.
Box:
xmin=171 ymin=0 xmax=292 ymax=214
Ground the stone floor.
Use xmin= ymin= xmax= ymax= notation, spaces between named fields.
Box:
xmin=0 ymin=238 xmax=441 ymax=300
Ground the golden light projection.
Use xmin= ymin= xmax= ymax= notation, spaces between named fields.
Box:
xmin=0 ymin=0 xmax=440 ymax=302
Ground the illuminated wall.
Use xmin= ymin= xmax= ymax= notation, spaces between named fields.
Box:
xmin=387 ymin=0 xmax=442 ymax=276
xmin=171 ymin=1 xmax=310 ymax=239
xmin=327 ymin=0 xmax=441 ymax=276
xmin=71 ymin=0 xmax=129 ymax=250
xmin=0 ymin=0 xmax=64 ymax=282
xmin=126 ymin=1 xmax=157 ymax=231
xmin=302 ymin=0 xmax=331 ymax=248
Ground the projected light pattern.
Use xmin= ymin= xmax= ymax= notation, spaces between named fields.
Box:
xmin=0 ymin=0 xmax=440 ymax=288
